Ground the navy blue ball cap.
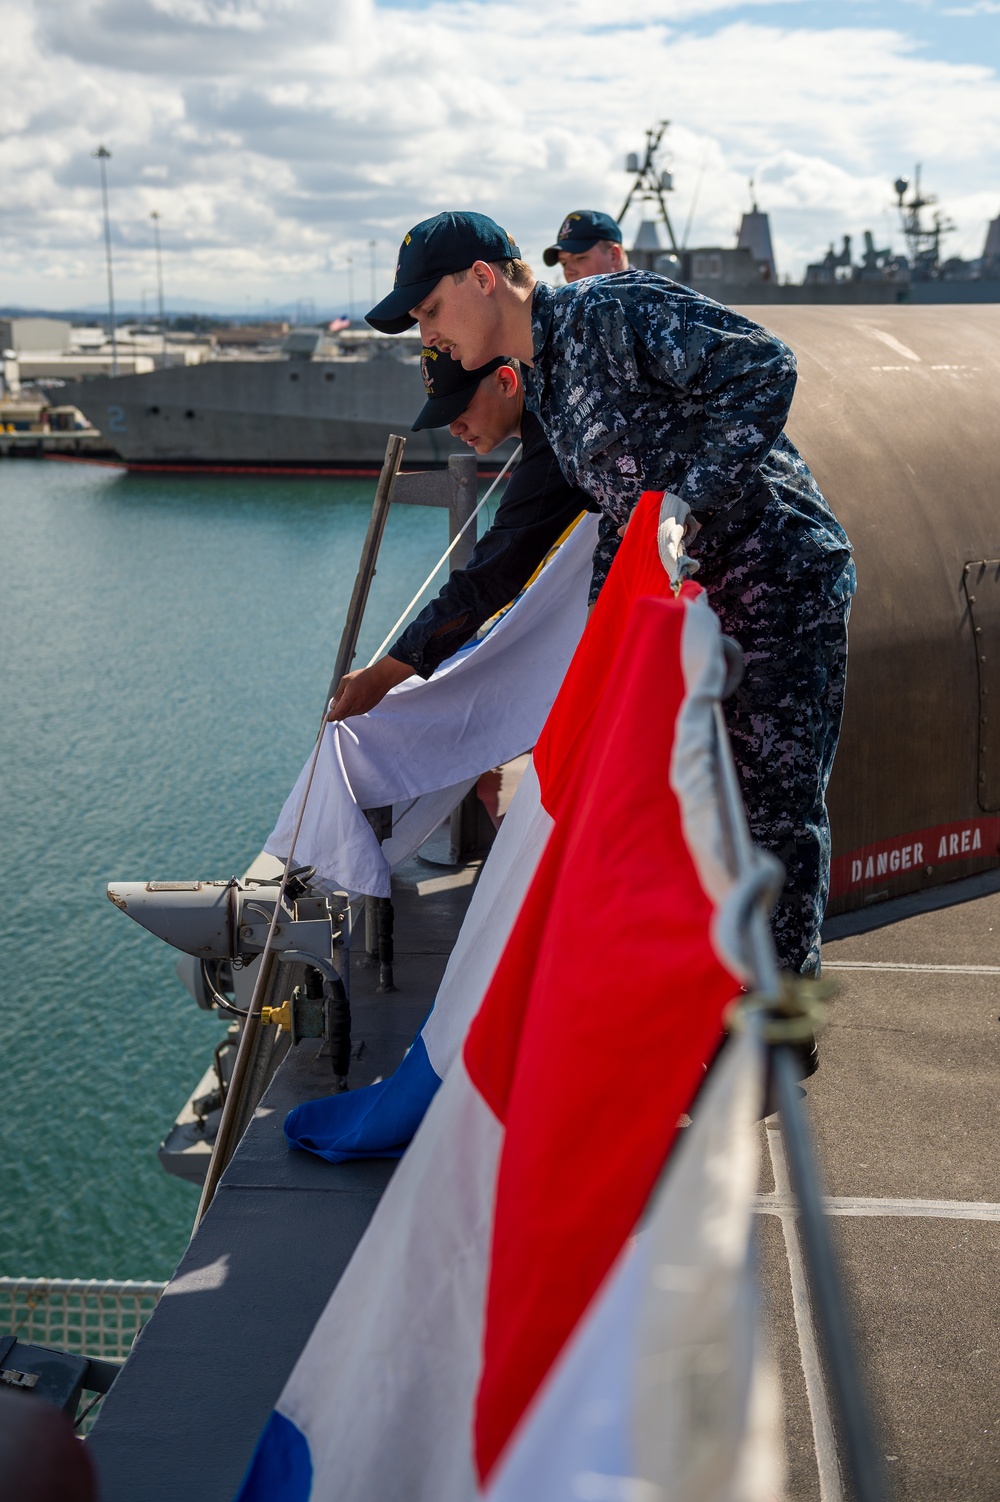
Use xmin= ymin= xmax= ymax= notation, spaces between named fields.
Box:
xmin=542 ymin=209 xmax=622 ymax=266
xmin=366 ymin=212 xmax=521 ymax=335
xmin=411 ymin=349 xmax=508 ymax=431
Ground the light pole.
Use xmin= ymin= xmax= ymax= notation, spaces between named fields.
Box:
xmin=92 ymin=145 xmax=119 ymax=376
xmin=346 ymin=256 xmax=355 ymax=321
xmin=151 ymin=211 xmax=167 ymax=363
xmin=369 ymin=239 xmax=376 ymax=306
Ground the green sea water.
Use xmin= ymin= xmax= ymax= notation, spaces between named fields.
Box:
xmin=0 ymin=459 xmax=456 ymax=1282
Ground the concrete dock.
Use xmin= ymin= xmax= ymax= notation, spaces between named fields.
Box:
xmin=0 ymin=431 xmax=117 ymax=460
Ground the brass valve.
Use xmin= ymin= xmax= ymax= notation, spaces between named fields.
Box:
xmin=260 ymin=999 xmax=292 ymax=1033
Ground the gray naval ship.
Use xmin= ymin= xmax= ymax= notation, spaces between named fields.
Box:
xmin=61 ymin=129 xmax=999 ymax=475
xmin=623 ymin=124 xmax=1000 ymax=306
xmin=89 ymin=301 xmax=1000 ymax=1501
xmin=4 ymin=296 xmax=1000 ymax=1499
xmin=60 ymin=327 xmax=477 ymax=475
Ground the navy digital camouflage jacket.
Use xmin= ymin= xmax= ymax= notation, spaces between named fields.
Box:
xmin=523 ymin=271 xmax=851 ymax=596
xmin=390 ymin=410 xmax=597 ymax=677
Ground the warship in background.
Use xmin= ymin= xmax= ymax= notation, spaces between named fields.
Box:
xmin=45 ymin=128 xmax=1000 ymax=472
xmin=55 ymin=325 xmax=477 ymax=475
xmin=622 ymin=122 xmax=1000 ymax=306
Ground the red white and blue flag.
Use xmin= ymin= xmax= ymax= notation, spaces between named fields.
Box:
xmin=236 ymin=492 xmax=776 ymax=1500
xmin=266 ymin=514 xmax=597 ymax=898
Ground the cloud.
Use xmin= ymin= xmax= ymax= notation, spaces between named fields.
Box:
xmin=34 ymin=0 xmax=371 ymax=73
xmin=1 ymin=0 xmax=998 ymax=308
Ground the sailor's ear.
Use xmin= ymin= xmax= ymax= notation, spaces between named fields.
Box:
xmin=471 ymin=260 xmax=498 ymax=295
xmin=496 ymin=365 xmax=519 ymax=397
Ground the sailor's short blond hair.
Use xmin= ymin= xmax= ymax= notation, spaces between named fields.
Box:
xmin=451 ymin=259 xmax=534 ymax=289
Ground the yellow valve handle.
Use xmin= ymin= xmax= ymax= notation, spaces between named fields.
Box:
xmin=260 ymin=999 xmax=292 ymax=1033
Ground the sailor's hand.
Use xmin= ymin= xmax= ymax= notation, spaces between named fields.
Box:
xmin=327 ymin=656 xmax=415 ymax=721
xmin=617 ymin=506 xmax=636 ymax=538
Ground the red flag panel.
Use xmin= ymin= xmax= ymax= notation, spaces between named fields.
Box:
xmin=466 ymin=592 xmax=742 ymax=1481
xmin=534 ymin=488 xmax=700 ymax=819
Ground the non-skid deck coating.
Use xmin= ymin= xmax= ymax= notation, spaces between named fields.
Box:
xmin=89 ymin=859 xmax=1000 ymax=1500
xmin=87 ymin=852 xmax=482 ymax=1502
xmin=761 ymin=879 xmax=1000 ymax=1500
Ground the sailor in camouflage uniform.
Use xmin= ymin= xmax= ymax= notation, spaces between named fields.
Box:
xmin=328 ymin=348 xmax=597 ymax=722
xmin=368 ymin=213 xmax=855 ymax=977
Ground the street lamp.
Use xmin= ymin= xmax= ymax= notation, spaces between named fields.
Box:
xmin=151 ymin=211 xmax=167 ymax=363
xmin=92 ymin=145 xmax=119 ymax=377
xmin=369 ymin=239 xmax=376 ymax=306
xmin=346 ymin=256 xmax=355 ymax=321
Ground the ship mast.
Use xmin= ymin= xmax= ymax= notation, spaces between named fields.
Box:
xmin=617 ymin=121 xmax=680 ymax=254
xmin=893 ymin=166 xmax=954 ymax=274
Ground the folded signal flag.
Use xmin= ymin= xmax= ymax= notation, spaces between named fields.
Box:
xmin=283 ymin=490 xmax=708 ymax=1166
xmin=237 ymin=491 xmax=764 ymax=1500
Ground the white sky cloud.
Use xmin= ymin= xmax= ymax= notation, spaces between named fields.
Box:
xmin=1 ymin=0 xmax=998 ymax=311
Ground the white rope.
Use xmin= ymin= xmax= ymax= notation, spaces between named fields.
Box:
xmin=241 ymin=446 xmax=521 ymax=1020
xmin=193 ymin=705 xmax=331 ymax=1228
xmin=243 ymin=707 xmax=330 ymax=1017
xmin=364 ymin=444 xmax=522 ymax=667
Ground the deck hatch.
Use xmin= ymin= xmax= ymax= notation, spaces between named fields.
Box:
xmin=964 ymin=559 xmax=1000 ymax=812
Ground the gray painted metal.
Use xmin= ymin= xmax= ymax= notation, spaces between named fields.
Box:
xmin=87 ymin=857 xmax=480 ymax=1502
xmin=327 ymin=433 xmax=406 ymax=698
xmin=963 ymin=560 xmax=1000 ymax=812
xmin=59 ymin=353 xmax=482 ymax=470
xmin=737 ymin=305 xmax=1000 ymax=915
xmin=760 ymin=889 xmax=1000 ymax=1497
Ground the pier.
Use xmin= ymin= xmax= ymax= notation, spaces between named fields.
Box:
xmin=0 ymin=430 xmax=118 ymax=460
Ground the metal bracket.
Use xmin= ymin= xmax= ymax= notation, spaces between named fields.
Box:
xmin=727 ymin=974 xmax=836 ymax=1044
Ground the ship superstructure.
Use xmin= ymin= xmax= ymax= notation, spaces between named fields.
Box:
xmin=35 ymin=130 xmax=1000 ymax=474
xmin=619 ymin=124 xmax=1000 ymax=306
xmin=59 ymin=327 xmax=479 ymax=474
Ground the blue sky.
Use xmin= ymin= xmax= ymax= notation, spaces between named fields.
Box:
xmin=379 ymin=0 xmax=1000 ymax=66
xmin=1 ymin=0 xmax=997 ymax=312
xmin=679 ymin=2 xmax=999 ymax=61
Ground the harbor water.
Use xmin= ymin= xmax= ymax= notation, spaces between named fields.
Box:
xmin=0 ymin=458 xmax=466 ymax=1281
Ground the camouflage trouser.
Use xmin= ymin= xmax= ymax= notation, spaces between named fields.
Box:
xmin=708 ymin=552 xmax=856 ymax=976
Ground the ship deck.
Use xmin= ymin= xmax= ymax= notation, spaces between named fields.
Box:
xmin=86 ymin=864 xmax=1000 ymax=1501
xmin=87 ymin=850 xmax=483 ymax=1501
xmin=761 ymin=871 xmax=1000 ymax=1501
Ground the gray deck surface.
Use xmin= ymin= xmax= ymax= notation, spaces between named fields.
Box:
xmin=760 ymin=881 xmax=1000 ymax=1500
xmin=88 ymin=853 xmax=480 ymax=1502
xmin=88 ymin=864 xmax=1000 ymax=1501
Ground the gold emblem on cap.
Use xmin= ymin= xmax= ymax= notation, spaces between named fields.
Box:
xmin=420 ymin=348 xmax=439 ymax=394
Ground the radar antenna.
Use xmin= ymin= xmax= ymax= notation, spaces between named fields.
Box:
xmin=618 ymin=121 xmax=680 ymax=254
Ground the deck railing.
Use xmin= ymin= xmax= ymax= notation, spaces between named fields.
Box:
xmin=0 ymin=1276 xmax=166 ymax=1362
xmin=0 ymin=1276 xmax=166 ymax=1428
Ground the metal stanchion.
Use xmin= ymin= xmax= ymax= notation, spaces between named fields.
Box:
xmin=326 ymin=434 xmax=407 ymax=705
xmin=194 ymin=437 xmax=407 ymax=1230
